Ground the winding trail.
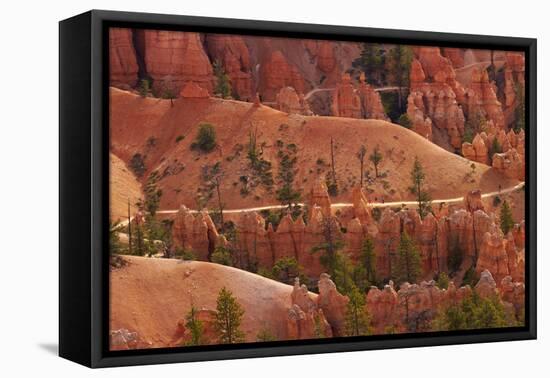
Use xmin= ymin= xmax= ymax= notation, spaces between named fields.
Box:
xmin=155 ymin=182 xmax=525 ymax=216
xmin=303 ymin=86 xmax=407 ymax=101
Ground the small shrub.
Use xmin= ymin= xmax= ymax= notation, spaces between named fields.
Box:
xmin=129 ymin=153 xmax=146 ymax=177
xmin=174 ymin=247 xmax=196 ymax=261
xmin=175 ymin=135 xmax=185 ymax=143
xmin=138 ymin=79 xmax=150 ymax=97
xmin=398 ymin=113 xmax=412 ymax=129
xmin=191 ymin=123 xmax=217 ymax=153
xmin=211 ymin=245 xmax=233 ymax=266
xmin=493 ymin=195 xmax=502 ymax=207
xmin=436 ymin=271 xmax=450 ymax=290
xmin=462 ymin=266 xmax=479 ymax=287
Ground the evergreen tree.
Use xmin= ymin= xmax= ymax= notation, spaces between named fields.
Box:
xmin=160 ymin=75 xmax=177 ymax=106
xmin=396 ymin=231 xmax=422 ymax=284
xmin=408 ymin=156 xmax=432 ymax=219
xmin=434 ymin=292 xmax=509 ymax=331
xmin=109 ymin=221 xmax=123 ymax=255
xmin=360 ymin=237 xmax=377 ymax=286
xmin=215 ymin=287 xmax=245 ymax=344
xmin=211 ymin=245 xmax=233 ymax=266
xmin=357 ymin=145 xmax=367 ymax=188
xmin=332 ymin=252 xmax=356 ymax=296
xmin=272 ymin=257 xmax=305 ymax=285
xmin=344 ymin=285 xmax=372 ymax=336
xmin=353 ymin=43 xmax=385 ymax=85
xmin=276 ymin=144 xmax=301 ymax=210
xmin=514 ymin=83 xmax=526 ymax=132
xmin=197 ymin=162 xmax=225 ymax=230
xmin=314 ymin=313 xmax=327 ymax=338
xmin=311 ymin=216 xmax=345 ymax=276
xmin=386 ymin=45 xmax=413 ymax=111
xmin=369 ymin=145 xmax=383 ymax=178
xmin=138 ymin=79 xmax=150 ymax=98
xmin=213 ymin=60 xmax=232 ymax=99
xmin=185 ymin=306 xmax=206 ymax=346
xmin=256 ymin=328 xmax=277 ymax=342
xmin=500 ymin=200 xmax=515 ymax=235
xmin=140 ymin=171 xmax=162 ymax=217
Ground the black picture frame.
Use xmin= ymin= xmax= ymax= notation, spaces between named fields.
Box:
xmin=59 ymin=9 xmax=537 ymax=368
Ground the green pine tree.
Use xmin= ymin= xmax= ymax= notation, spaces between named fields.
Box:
xmin=344 ymin=285 xmax=372 ymax=336
xmin=215 ymin=287 xmax=245 ymax=344
xmin=396 ymin=231 xmax=422 ymax=284
xmin=500 ymin=200 xmax=515 ymax=235
xmin=256 ymin=328 xmax=277 ymax=342
xmin=408 ymin=156 xmax=432 ymax=219
xmin=386 ymin=45 xmax=413 ymax=111
xmin=213 ymin=60 xmax=232 ymax=99
xmin=211 ymin=245 xmax=233 ymax=266
xmin=513 ymin=82 xmax=526 ymax=132
xmin=185 ymin=306 xmax=206 ymax=346
xmin=276 ymin=143 xmax=302 ymax=210
xmin=360 ymin=237 xmax=377 ymax=286
xmin=311 ymin=216 xmax=345 ymax=277
xmin=109 ymin=220 xmax=124 ymax=255
xmin=369 ymin=146 xmax=383 ymax=178
xmin=353 ymin=43 xmax=385 ymax=85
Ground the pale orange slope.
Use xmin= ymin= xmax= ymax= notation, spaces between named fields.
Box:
xmin=110 ymin=256 xmax=305 ymax=348
xmin=109 ymin=153 xmax=142 ymax=222
xmin=110 ymin=87 xmax=518 ymax=211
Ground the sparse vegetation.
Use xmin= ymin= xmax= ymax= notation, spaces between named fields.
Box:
xmin=500 ymin=200 xmax=515 ymax=235
xmin=213 ymin=60 xmax=232 ymax=99
xmin=109 ymin=221 xmax=124 ymax=255
xmin=433 ymin=292 xmax=510 ymax=331
xmin=276 ymin=143 xmax=301 ymax=210
xmin=344 ymin=286 xmax=372 ymax=336
xmin=489 ymin=137 xmax=503 ymax=158
xmin=196 ymin=162 xmax=225 ymax=229
xmin=311 ymin=216 xmax=345 ymax=278
xmin=396 ymin=231 xmax=422 ymax=284
xmin=448 ymin=236 xmax=464 ymax=273
xmin=211 ymin=245 xmax=233 ymax=266
xmin=514 ymin=82 xmax=525 ymax=132
xmin=462 ymin=266 xmax=479 ymax=287
xmin=398 ymin=113 xmax=412 ymax=129
xmin=360 ymin=237 xmax=377 ymax=286
xmin=369 ymin=145 xmax=383 ymax=178
xmin=138 ymin=78 xmax=150 ymax=98
xmin=215 ymin=287 xmax=245 ymax=344
xmin=353 ymin=43 xmax=386 ymax=86
xmin=357 ymin=145 xmax=367 ymax=188
xmin=184 ymin=306 xmax=206 ymax=346
xmin=409 ymin=156 xmax=432 ymax=219
xmin=160 ymin=75 xmax=177 ymax=106
xmin=246 ymin=129 xmax=274 ymax=192
xmin=192 ymin=123 xmax=217 ymax=153
xmin=256 ymin=328 xmax=277 ymax=342
xmin=129 ymin=153 xmax=146 ymax=178
xmin=174 ymin=247 xmax=197 ymax=261
xmin=386 ymin=45 xmax=413 ymax=112
xmin=436 ymin=271 xmax=450 ymax=290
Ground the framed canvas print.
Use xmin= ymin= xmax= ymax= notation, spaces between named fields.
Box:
xmin=59 ymin=10 xmax=536 ymax=368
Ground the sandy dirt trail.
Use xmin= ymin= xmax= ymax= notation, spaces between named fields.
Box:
xmin=154 ymin=182 xmax=524 ymax=216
